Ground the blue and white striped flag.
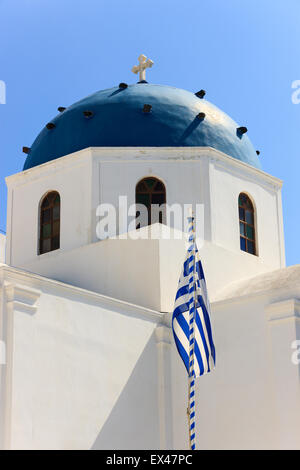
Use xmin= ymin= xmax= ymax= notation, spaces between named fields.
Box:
xmin=172 ymin=216 xmax=216 ymax=449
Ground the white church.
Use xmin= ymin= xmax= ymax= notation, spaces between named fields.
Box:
xmin=0 ymin=56 xmax=299 ymax=450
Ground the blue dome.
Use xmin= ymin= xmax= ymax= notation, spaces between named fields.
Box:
xmin=23 ymin=84 xmax=261 ymax=170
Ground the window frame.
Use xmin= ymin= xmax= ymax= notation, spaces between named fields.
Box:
xmin=39 ymin=191 xmax=61 ymax=255
xmin=238 ymin=192 xmax=257 ymax=256
xmin=135 ymin=177 xmax=166 ymax=227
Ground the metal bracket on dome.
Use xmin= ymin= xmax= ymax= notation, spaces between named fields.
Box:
xmin=195 ymin=89 xmax=206 ymax=99
xmin=83 ymin=110 xmax=94 ymax=119
xmin=237 ymin=126 xmax=248 ymax=137
xmin=143 ymin=104 xmax=152 ymax=113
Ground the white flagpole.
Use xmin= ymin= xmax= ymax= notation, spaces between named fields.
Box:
xmin=187 ymin=211 xmax=197 ymax=450
xmin=172 ymin=209 xmax=215 ymax=451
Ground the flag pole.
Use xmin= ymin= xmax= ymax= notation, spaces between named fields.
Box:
xmin=173 ymin=210 xmax=215 ymax=452
xmin=187 ymin=210 xmax=197 ymax=450
xmin=187 ymin=378 xmax=192 ymax=450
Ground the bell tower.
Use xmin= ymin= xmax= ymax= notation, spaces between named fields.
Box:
xmin=5 ymin=80 xmax=285 ymax=310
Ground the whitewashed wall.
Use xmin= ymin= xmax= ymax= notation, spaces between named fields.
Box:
xmin=6 ymin=149 xmax=94 ymax=267
xmin=18 ymin=233 xmax=288 ymax=313
xmin=0 ymin=266 xmax=162 ymax=450
xmin=5 ymin=147 xmax=284 ymax=309
xmin=0 ymin=234 xmax=5 ymax=263
xmin=1 ymin=265 xmax=300 ymax=450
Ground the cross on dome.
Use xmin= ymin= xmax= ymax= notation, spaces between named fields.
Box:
xmin=132 ymin=54 xmax=154 ymax=83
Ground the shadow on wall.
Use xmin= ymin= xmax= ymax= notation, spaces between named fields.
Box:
xmin=91 ymin=331 xmax=160 ymax=450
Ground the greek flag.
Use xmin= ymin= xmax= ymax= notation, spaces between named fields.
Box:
xmin=172 ymin=216 xmax=215 ymax=449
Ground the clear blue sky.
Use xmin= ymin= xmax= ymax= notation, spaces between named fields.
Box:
xmin=0 ymin=0 xmax=299 ymax=265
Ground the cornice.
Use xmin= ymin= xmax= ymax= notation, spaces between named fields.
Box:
xmin=265 ymin=298 xmax=300 ymax=322
xmin=3 ymin=281 xmax=41 ymax=315
xmin=0 ymin=264 xmax=163 ymax=323
xmin=6 ymin=146 xmax=282 ymax=190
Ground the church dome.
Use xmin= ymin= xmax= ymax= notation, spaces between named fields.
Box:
xmin=23 ymin=83 xmax=261 ymax=170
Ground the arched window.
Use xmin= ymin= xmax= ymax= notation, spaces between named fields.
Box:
xmin=238 ymin=193 xmax=256 ymax=255
xmin=39 ymin=191 xmax=60 ymax=254
xmin=136 ymin=177 xmax=166 ymax=227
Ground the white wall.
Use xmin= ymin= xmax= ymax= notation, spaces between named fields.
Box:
xmin=20 ymin=225 xmax=187 ymax=312
xmin=93 ymin=155 xmax=206 ymax=240
xmin=6 ymin=149 xmax=93 ymax=267
xmin=0 ymin=234 xmax=5 ymax=263
xmin=0 ymin=266 xmax=162 ymax=450
xmin=15 ymin=227 xmax=283 ymax=313
xmin=211 ymin=160 xmax=285 ymax=267
xmin=1 ymin=142 xmax=296 ymax=450
xmin=1 ymin=265 xmax=300 ymax=450
xmin=170 ymin=274 xmax=300 ymax=450
xmin=5 ymin=147 xmax=284 ymax=310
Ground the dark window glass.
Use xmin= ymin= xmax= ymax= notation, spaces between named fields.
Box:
xmin=248 ymin=241 xmax=255 ymax=254
xmin=154 ymin=181 xmax=165 ymax=192
xmin=238 ymin=193 xmax=256 ymax=256
xmin=145 ymin=178 xmax=156 ymax=189
xmin=240 ymin=237 xmax=246 ymax=251
xmin=246 ymin=225 xmax=254 ymax=239
xmin=42 ymin=198 xmax=50 ymax=209
xmin=137 ymin=193 xmax=150 ymax=206
xmin=136 ymin=181 xmax=147 ymax=192
xmin=245 ymin=210 xmax=254 ymax=225
xmin=136 ymin=177 xmax=166 ymax=228
xmin=53 ymin=221 xmax=60 ymax=236
xmin=152 ymin=193 xmax=165 ymax=204
xmin=43 ymin=224 xmax=51 ymax=238
xmin=53 ymin=205 xmax=60 ymax=221
xmin=52 ymin=236 xmax=60 ymax=250
xmin=42 ymin=239 xmax=51 ymax=254
xmin=239 ymin=222 xmax=245 ymax=236
xmin=39 ymin=191 xmax=60 ymax=254
xmin=43 ymin=208 xmax=51 ymax=223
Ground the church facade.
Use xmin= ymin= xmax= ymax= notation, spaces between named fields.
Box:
xmin=0 ymin=63 xmax=299 ymax=449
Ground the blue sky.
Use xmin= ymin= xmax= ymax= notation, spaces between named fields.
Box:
xmin=0 ymin=0 xmax=299 ymax=264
